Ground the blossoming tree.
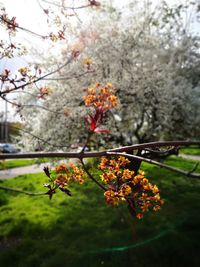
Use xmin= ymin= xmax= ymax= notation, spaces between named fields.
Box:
xmin=17 ymin=0 xmax=200 ymax=149
xmin=0 ymin=0 xmax=200 ymax=220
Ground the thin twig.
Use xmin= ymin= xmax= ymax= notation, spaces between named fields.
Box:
xmin=7 ymin=124 xmax=72 ymax=150
xmin=0 ymin=15 xmax=46 ymax=38
xmin=0 ymin=185 xmax=46 ymax=196
xmin=80 ymin=158 xmax=106 ymax=191
xmin=41 ymin=0 xmax=91 ymax=10
xmin=188 ymin=162 xmax=199 ymax=174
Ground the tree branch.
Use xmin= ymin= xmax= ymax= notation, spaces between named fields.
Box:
xmin=0 ymin=56 xmax=73 ymax=95
xmin=0 ymin=141 xmax=199 ymax=160
xmin=0 ymin=185 xmax=46 ymax=196
xmin=107 ymin=152 xmax=200 ymax=179
xmin=41 ymin=0 xmax=91 ymax=10
xmin=109 ymin=141 xmax=200 ymax=153
xmin=80 ymin=158 xmax=106 ymax=191
xmin=6 ymin=124 xmax=72 ymax=150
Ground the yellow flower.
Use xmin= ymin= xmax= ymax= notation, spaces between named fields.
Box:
xmin=117 ymin=156 xmax=130 ymax=166
xmin=141 ymin=202 xmax=151 ymax=212
xmin=82 ymin=57 xmax=92 ymax=66
xmin=119 ymin=184 xmax=132 ymax=196
xmin=55 ymin=163 xmax=68 ymax=173
xmin=83 ymin=94 xmax=96 ymax=106
xmin=49 ymin=33 xmax=58 ymax=42
xmin=98 ymin=157 xmax=108 ymax=170
xmin=138 ymin=170 xmax=145 ymax=176
xmin=55 ymin=174 xmax=68 ymax=186
xmin=39 ymin=86 xmax=51 ymax=98
xmin=136 ymin=213 xmax=143 ymax=219
xmin=152 ymin=194 xmax=161 ymax=202
xmin=104 ymin=190 xmax=119 ymax=205
xmin=107 ymin=82 xmax=113 ymax=87
xmin=18 ymin=67 xmax=29 ymax=76
xmin=70 ymin=164 xmax=85 ymax=184
xmin=83 ymin=83 xmax=118 ymax=111
xmin=108 ymin=95 xmax=118 ymax=107
xmin=152 ymin=185 xmax=159 ymax=194
xmin=140 ymin=178 xmax=149 ymax=185
xmin=143 ymin=184 xmax=153 ymax=191
xmin=87 ymin=87 xmax=96 ymax=95
xmin=95 ymin=82 xmax=100 ymax=87
xmin=101 ymin=171 xmax=116 ymax=183
xmin=122 ymin=169 xmax=135 ymax=180
xmin=153 ymin=205 xmax=161 ymax=212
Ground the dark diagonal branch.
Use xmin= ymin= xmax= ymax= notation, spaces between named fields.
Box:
xmin=109 ymin=141 xmax=200 ymax=153
xmin=107 ymin=152 xmax=200 ymax=179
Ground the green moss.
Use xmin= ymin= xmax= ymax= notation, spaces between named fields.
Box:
xmin=0 ymin=158 xmax=51 ymax=170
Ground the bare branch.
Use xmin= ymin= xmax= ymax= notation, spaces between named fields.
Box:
xmin=80 ymin=158 xmax=106 ymax=191
xmin=41 ymin=0 xmax=91 ymax=10
xmin=7 ymin=124 xmax=71 ymax=149
xmin=42 ymin=70 xmax=94 ymax=81
xmin=17 ymin=104 xmax=67 ymax=115
xmin=0 ymin=56 xmax=73 ymax=95
xmin=0 ymin=141 xmax=199 ymax=160
xmin=0 ymin=185 xmax=46 ymax=196
xmin=0 ymin=15 xmax=46 ymax=38
xmin=109 ymin=141 xmax=200 ymax=153
xmin=188 ymin=162 xmax=199 ymax=174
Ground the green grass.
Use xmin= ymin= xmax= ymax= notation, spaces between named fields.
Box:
xmin=179 ymin=145 xmax=200 ymax=156
xmin=0 ymin=157 xmax=200 ymax=267
xmin=0 ymin=158 xmax=51 ymax=170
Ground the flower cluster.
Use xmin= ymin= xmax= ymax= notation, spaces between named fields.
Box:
xmin=39 ymin=86 xmax=51 ymax=99
xmin=1 ymin=13 xmax=18 ymax=33
xmin=0 ymin=40 xmax=27 ymax=59
xmin=43 ymin=162 xmax=85 ymax=199
xmin=49 ymin=30 xmax=65 ymax=42
xmin=55 ymin=162 xmax=85 ymax=185
xmin=83 ymin=82 xmax=118 ymax=110
xmin=0 ymin=69 xmax=10 ymax=81
xmin=83 ymin=82 xmax=118 ymax=133
xmin=82 ymin=57 xmax=93 ymax=70
xmin=98 ymin=156 xmax=164 ymax=219
xmin=89 ymin=0 xmax=101 ymax=7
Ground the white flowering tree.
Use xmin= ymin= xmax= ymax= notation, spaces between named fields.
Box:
xmin=17 ymin=0 xmax=200 ymax=151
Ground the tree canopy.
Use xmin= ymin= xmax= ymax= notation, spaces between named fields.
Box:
xmin=13 ymin=0 xmax=200 ymax=151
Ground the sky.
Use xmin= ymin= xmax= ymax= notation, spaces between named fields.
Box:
xmin=0 ymin=0 xmax=199 ymax=120
xmin=0 ymin=0 xmax=198 ymax=71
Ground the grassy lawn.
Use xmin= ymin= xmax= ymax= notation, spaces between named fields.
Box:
xmin=179 ymin=145 xmax=200 ymax=156
xmin=0 ymin=157 xmax=200 ymax=267
xmin=0 ymin=158 xmax=52 ymax=170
